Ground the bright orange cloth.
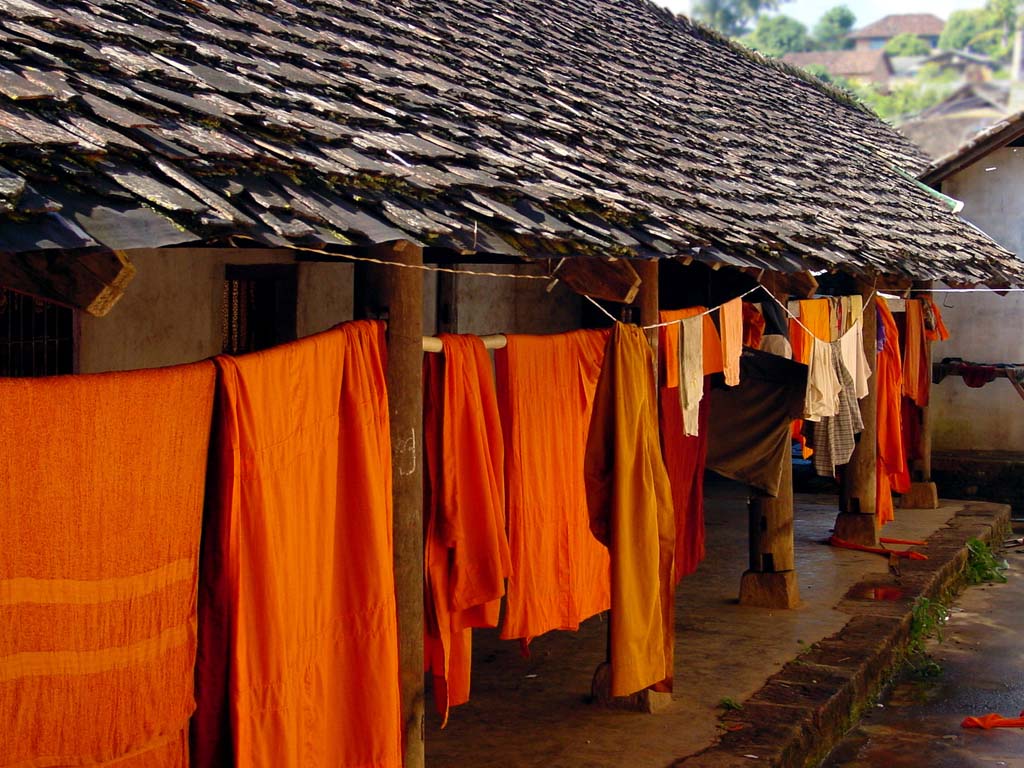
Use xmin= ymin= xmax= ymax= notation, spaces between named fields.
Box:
xmin=877 ymin=302 xmax=909 ymax=526
xmin=963 ymin=711 xmax=1024 ymax=729
xmin=902 ymin=300 xmax=929 ymax=408
xmin=0 ymin=362 xmax=215 ymax=768
xmin=720 ymin=298 xmax=743 ymax=386
xmin=790 ymin=299 xmax=832 ymax=458
xmin=423 ymin=334 xmax=511 ymax=725
xmin=497 ymin=330 xmax=611 ymax=642
xmin=658 ymin=308 xmax=713 ymax=582
xmin=586 ymin=323 xmax=675 ymax=698
xmin=742 ymin=301 xmax=766 ymax=349
xmin=194 ymin=322 xmax=401 ymax=768
xmin=660 ymin=307 xmax=722 ymax=389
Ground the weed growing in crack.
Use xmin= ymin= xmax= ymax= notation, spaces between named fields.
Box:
xmin=906 ymin=596 xmax=950 ymax=677
xmin=965 ymin=538 xmax=1008 ymax=585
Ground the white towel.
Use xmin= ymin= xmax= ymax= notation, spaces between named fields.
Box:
xmin=678 ymin=315 xmax=704 ymax=436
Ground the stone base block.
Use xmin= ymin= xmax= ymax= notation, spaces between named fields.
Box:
xmin=738 ymin=569 xmax=800 ymax=609
xmin=897 ymin=482 xmax=939 ymax=510
xmin=590 ymin=662 xmax=672 ymax=713
xmin=834 ymin=511 xmax=878 ymax=547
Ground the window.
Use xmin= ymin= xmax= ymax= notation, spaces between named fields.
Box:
xmin=0 ymin=288 xmax=75 ymax=377
xmin=221 ymin=264 xmax=297 ymax=355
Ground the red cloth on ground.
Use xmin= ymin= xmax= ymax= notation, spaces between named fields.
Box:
xmin=962 ymin=711 xmax=1024 ymax=729
xmin=423 ymin=334 xmax=511 ymax=725
xmin=828 ymin=535 xmax=928 ymax=560
xmin=1 ymin=362 xmax=215 ymax=768
xmin=194 ymin=322 xmax=401 ymax=768
xmin=497 ymin=330 xmax=611 ymax=643
xmin=877 ymin=301 xmax=909 ymax=526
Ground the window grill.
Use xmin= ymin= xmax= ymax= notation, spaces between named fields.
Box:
xmin=220 ymin=265 xmax=297 ymax=355
xmin=0 ymin=288 xmax=74 ymax=377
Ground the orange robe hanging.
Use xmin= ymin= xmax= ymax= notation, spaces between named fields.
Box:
xmin=902 ymin=299 xmax=930 ymax=408
xmin=1 ymin=361 xmax=214 ymax=768
xmin=423 ymin=334 xmax=511 ymax=725
xmin=658 ymin=307 xmax=717 ymax=581
xmin=586 ymin=323 xmax=675 ymax=698
xmin=496 ymin=330 xmax=611 ymax=642
xmin=790 ymin=299 xmax=832 ymax=458
xmin=877 ymin=302 xmax=910 ymax=526
xmin=193 ymin=322 xmax=401 ymax=768
xmin=720 ymin=297 xmax=743 ymax=386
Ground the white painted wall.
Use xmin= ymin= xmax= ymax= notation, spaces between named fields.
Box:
xmin=933 ymin=147 xmax=1024 ymax=450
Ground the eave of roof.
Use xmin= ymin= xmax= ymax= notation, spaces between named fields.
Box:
xmin=921 ymin=110 xmax=1024 ymax=185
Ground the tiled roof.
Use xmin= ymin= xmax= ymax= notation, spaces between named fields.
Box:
xmin=782 ymin=50 xmax=892 ymax=78
xmin=848 ymin=14 xmax=945 ymax=40
xmin=921 ymin=110 xmax=1024 ymax=186
xmin=0 ymin=0 xmax=1018 ymax=286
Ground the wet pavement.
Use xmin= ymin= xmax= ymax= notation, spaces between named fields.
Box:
xmin=822 ymin=535 xmax=1024 ymax=768
xmin=425 ymin=477 xmax=979 ymax=768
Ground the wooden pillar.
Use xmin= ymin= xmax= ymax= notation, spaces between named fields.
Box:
xmin=836 ymin=279 xmax=879 ymax=545
xmin=899 ymin=282 xmax=940 ymax=508
xmin=738 ymin=433 xmax=800 ymax=608
xmin=354 ymin=241 xmax=425 ymax=768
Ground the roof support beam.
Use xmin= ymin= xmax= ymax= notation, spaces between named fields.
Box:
xmin=0 ymin=248 xmax=135 ymax=316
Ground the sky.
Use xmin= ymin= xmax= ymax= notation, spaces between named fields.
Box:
xmin=658 ymin=0 xmax=986 ymax=33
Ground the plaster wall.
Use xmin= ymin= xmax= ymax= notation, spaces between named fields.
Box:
xmin=79 ymin=248 xmax=356 ymax=373
xmin=452 ymin=264 xmax=583 ymax=336
xmin=933 ymin=147 xmax=1024 ymax=451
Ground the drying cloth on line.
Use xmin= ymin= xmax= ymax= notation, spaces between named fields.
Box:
xmin=0 ymin=361 xmax=215 ymax=768
xmin=679 ymin=315 xmax=704 ymax=436
xmin=962 ymin=711 xmax=1024 ymax=729
xmin=586 ymin=323 xmax=675 ymax=698
xmin=877 ymin=301 xmax=910 ymax=526
xmin=193 ymin=322 xmax=401 ymax=768
xmin=921 ymin=296 xmax=950 ymax=342
xmin=791 ymin=299 xmax=832 ymax=457
xmin=660 ymin=377 xmax=711 ymax=582
xmin=962 ymin=364 xmax=999 ymax=388
xmin=423 ymin=334 xmax=511 ymax=726
xmin=812 ymin=340 xmax=865 ymax=478
xmin=706 ymin=349 xmax=808 ymax=497
xmin=720 ymin=297 xmax=743 ymax=387
xmin=902 ymin=299 xmax=930 ymax=408
xmin=837 ymin=299 xmax=870 ymax=400
xmin=660 ymin=307 xmax=723 ymax=387
xmin=760 ymin=293 xmax=789 ymax=338
xmin=804 ymin=337 xmax=842 ymax=422
xmin=497 ymin=329 xmax=611 ymax=643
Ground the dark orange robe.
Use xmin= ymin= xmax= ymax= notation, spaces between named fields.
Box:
xmin=902 ymin=299 xmax=930 ymax=408
xmin=790 ymin=299 xmax=832 ymax=458
xmin=194 ymin=322 xmax=401 ymax=768
xmin=586 ymin=323 xmax=675 ymax=698
xmin=1 ymin=362 xmax=214 ymax=768
xmin=423 ymin=334 xmax=511 ymax=725
xmin=496 ymin=330 xmax=611 ymax=642
xmin=877 ymin=302 xmax=909 ymax=525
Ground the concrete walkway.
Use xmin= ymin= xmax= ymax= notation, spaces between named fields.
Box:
xmin=425 ymin=478 xmax=1004 ymax=767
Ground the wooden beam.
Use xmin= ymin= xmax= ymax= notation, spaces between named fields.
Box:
xmin=554 ymin=256 xmax=641 ymax=305
xmin=0 ymin=249 xmax=135 ymax=316
xmin=353 ymin=242 xmax=425 ymax=768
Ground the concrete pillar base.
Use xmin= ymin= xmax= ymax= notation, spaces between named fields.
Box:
xmin=738 ymin=569 xmax=800 ymax=609
xmin=590 ymin=662 xmax=672 ymax=713
xmin=897 ymin=482 xmax=939 ymax=510
xmin=834 ymin=511 xmax=879 ymax=547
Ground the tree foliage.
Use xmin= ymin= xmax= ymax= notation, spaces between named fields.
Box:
xmin=691 ymin=0 xmax=785 ymax=38
xmin=884 ymin=32 xmax=931 ymax=56
xmin=938 ymin=0 xmax=1018 ymax=60
xmin=744 ymin=14 xmax=809 ymax=56
xmin=812 ymin=6 xmax=856 ymax=50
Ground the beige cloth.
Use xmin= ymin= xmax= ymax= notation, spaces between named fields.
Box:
xmin=804 ymin=337 xmax=842 ymax=422
xmin=677 ymin=315 xmax=704 ymax=436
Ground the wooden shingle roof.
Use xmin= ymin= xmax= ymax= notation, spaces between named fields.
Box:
xmin=0 ymin=0 xmax=1019 ymax=286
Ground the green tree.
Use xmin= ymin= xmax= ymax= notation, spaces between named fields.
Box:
xmin=692 ymin=0 xmax=787 ymax=38
xmin=939 ymin=0 xmax=1018 ymax=59
xmin=884 ymin=32 xmax=931 ymax=56
xmin=744 ymin=14 xmax=809 ymax=56
xmin=939 ymin=9 xmax=989 ymax=50
xmin=813 ymin=6 xmax=856 ymax=50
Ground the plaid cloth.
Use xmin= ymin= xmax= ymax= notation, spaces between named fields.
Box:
xmin=813 ymin=340 xmax=864 ymax=478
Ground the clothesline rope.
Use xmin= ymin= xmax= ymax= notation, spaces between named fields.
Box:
xmin=292 ymin=246 xmax=553 ymax=280
xmin=583 ymin=285 xmax=763 ymax=329
xmin=766 ymin=289 xmax=877 ymax=343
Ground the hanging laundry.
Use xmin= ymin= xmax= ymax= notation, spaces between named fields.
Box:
xmin=804 ymin=337 xmax=842 ymax=422
xmin=659 ymin=308 xmax=714 ymax=582
xmin=877 ymin=301 xmax=910 ymax=526
xmin=812 ymin=340 xmax=865 ymax=478
xmin=497 ymin=329 xmax=611 ymax=643
xmin=742 ymin=301 xmax=766 ymax=349
xmin=660 ymin=306 xmax=722 ymax=387
xmin=0 ymin=362 xmax=215 ymax=768
xmin=720 ymin=297 xmax=743 ymax=386
xmin=791 ymin=299 xmax=832 ymax=457
xmin=921 ymin=295 xmax=950 ymax=342
xmin=678 ymin=315 xmax=704 ymax=436
xmin=193 ymin=322 xmax=401 ymax=768
xmin=759 ymin=292 xmax=790 ymax=338
xmin=838 ymin=297 xmax=871 ymax=400
xmin=902 ymin=299 xmax=930 ymax=408
xmin=423 ymin=334 xmax=511 ymax=726
xmin=706 ymin=349 xmax=808 ymax=497
xmin=586 ymin=323 xmax=675 ymax=698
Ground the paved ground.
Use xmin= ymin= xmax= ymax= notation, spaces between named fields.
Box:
xmin=822 ymin=537 xmax=1024 ymax=768
xmin=425 ymin=478 xmax=969 ymax=767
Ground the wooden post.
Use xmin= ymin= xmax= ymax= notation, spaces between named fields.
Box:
xmin=354 ymin=241 xmax=425 ymax=768
xmin=836 ymin=279 xmax=879 ymax=545
xmin=899 ymin=283 xmax=940 ymax=508
xmin=591 ymin=258 xmax=670 ymax=714
xmin=738 ymin=413 xmax=801 ymax=608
